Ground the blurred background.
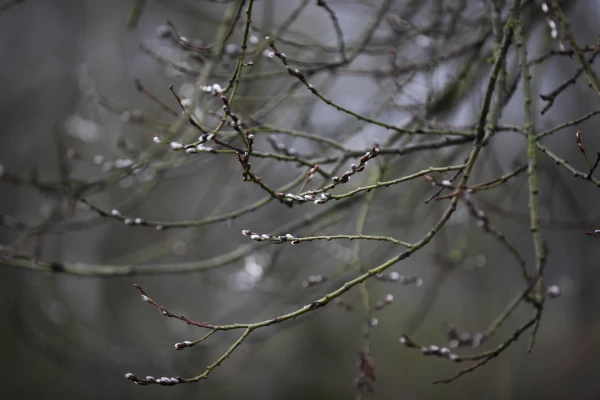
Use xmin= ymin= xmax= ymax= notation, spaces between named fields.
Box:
xmin=1 ymin=0 xmax=600 ymax=399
